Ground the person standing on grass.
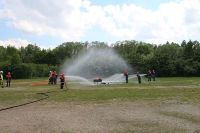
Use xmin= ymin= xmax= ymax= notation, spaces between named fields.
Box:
xmin=55 ymin=71 xmax=58 ymax=85
xmin=147 ymin=70 xmax=152 ymax=82
xmin=6 ymin=72 xmax=12 ymax=87
xmin=60 ymin=73 xmax=65 ymax=89
xmin=151 ymin=69 xmax=156 ymax=81
xmin=0 ymin=71 xmax=4 ymax=88
xmin=48 ymin=71 xmax=52 ymax=84
xmin=137 ymin=72 xmax=141 ymax=84
xmin=124 ymin=69 xmax=128 ymax=83
xmin=51 ymin=70 xmax=57 ymax=85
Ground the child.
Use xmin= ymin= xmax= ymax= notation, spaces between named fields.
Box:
xmin=6 ymin=72 xmax=12 ymax=87
xmin=0 ymin=71 xmax=4 ymax=88
xmin=60 ymin=73 xmax=65 ymax=89
xmin=48 ymin=71 xmax=52 ymax=84
xmin=124 ymin=70 xmax=128 ymax=83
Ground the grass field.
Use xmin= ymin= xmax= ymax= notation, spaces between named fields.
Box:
xmin=1 ymin=77 xmax=200 ymax=104
xmin=0 ymin=77 xmax=200 ymax=132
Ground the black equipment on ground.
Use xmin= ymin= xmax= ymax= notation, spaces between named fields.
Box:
xmin=93 ymin=78 xmax=102 ymax=84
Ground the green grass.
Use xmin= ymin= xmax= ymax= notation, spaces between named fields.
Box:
xmin=49 ymin=87 xmax=200 ymax=103
xmin=0 ymin=77 xmax=200 ymax=106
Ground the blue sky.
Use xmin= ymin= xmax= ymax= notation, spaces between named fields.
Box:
xmin=90 ymin=0 xmax=172 ymax=10
xmin=0 ymin=20 xmax=63 ymax=47
xmin=0 ymin=0 xmax=200 ymax=48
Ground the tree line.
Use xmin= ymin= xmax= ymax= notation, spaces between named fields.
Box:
xmin=0 ymin=40 xmax=200 ymax=78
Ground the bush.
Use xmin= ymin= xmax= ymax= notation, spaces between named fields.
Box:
xmin=13 ymin=64 xmax=32 ymax=78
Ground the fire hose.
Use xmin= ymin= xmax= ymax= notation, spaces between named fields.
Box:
xmin=0 ymin=84 xmax=69 ymax=112
xmin=0 ymin=92 xmax=49 ymax=112
xmin=0 ymin=81 xmax=69 ymax=112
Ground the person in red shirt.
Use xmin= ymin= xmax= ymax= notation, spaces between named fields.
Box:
xmin=6 ymin=72 xmax=12 ymax=87
xmin=51 ymin=70 xmax=57 ymax=85
xmin=60 ymin=73 xmax=65 ymax=89
xmin=124 ymin=70 xmax=128 ymax=83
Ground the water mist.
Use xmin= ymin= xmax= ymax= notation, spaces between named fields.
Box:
xmin=61 ymin=47 xmax=133 ymax=84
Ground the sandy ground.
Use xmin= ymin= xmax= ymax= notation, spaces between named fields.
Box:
xmin=0 ymin=101 xmax=200 ymax=133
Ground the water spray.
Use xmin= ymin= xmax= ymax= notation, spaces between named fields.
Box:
xmin=62 ymin=47 xmax=135 ymax=85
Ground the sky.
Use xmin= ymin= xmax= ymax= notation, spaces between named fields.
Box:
xmin=0 ymin=0 xmax=200 ymax=48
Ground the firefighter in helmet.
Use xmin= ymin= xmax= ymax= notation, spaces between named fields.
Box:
xmin=137 ymin=72 xmax=141 ymax=84
xmin=6 ymin=71 xmax=12 ymax=87
xmin=60 ymin=73 xmax=65 ymax=89
xmin=124 ymin=69 xmax=128 ymax=83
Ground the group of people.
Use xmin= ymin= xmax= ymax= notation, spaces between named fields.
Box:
xmin=124 ymin=70 xmax=141 ymax=84
xmin=48 ymin=70 xmax=66 ymax=89
xmin=48 ymin=70 xmax=58 ymax=85
xmin=0 ymin=71 xmax=12 ymax=88
xmin=0 ymin=68 xmax=155 ymax=89
xmin=147 ymin=69 xmax=156 ymax=81
xmin=124 ymin=69 xmax=156 ymax=84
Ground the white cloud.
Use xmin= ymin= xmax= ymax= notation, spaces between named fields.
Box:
xmin=0 ymin=0 xmax=200 ymax=44
xmin=0 ymin=38 xmax=31 ymax=48
xmin=0 ymin=0 xmax=94 ymax=41
xmin=99 ymin=0 xmax=200 ymax=44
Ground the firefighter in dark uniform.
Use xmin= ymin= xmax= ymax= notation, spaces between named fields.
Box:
xmin=147 ymin=70 xmax=152 ymax=82
xmin=51 ymin=70 xmax=55 ymax=85
xmin=124 ymin=70 xmax=128 ymax=83
xmin=137 ymin=72 xmax=141 ymax=84
xmin=60 ymin=73 xmax=65 ymax=89
xmin=151 ymin=69 xmax=156 ymax=81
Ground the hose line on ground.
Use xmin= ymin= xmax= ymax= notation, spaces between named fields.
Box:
xmin=0 ymin=89 xmax=68 ymax=112
xmin=0 ymin=92 xmax=49 ymax=112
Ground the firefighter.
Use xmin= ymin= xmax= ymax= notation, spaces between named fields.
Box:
xmin=124 ymin=70 xmax=128 ymax=83
xmin=48 ymin=71 xmax=52 ymax=84
xmin=137 ymin=72 xmax=141 ymax=84
xmin=0 ymin=71 xmax=4 ymax=88
xmin=51 ymin=70 xmax=57 ymax=85
xmin=151 ymin=69 xmax=156 ymax=81
xmin=60 ymin=73 xmax=65 ymax=89
xmin=147 ymin=70 xmax=152 ymax=82
xmin=55 ymin=71 xmax=58 ymax=85
xmin=6 ymin=72 xmax=12 ymax=87
xmin=51 ymin=70 xmax=54 ymax=84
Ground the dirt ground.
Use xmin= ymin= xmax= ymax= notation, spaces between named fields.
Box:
xmin=0 ymin=101 xmax=200 ymax=133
